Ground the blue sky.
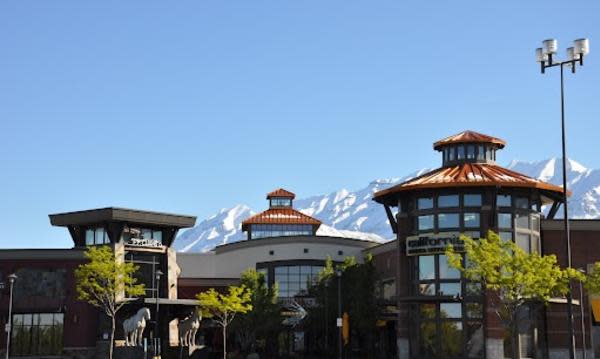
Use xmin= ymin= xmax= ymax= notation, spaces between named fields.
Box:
xmin=1 ymin=1 xmax=599 ymax=248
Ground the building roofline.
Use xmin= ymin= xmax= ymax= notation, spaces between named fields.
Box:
xmin=49 ymin=207 xmax=197 ymax=228
xmin=433 ymin=130 xmax=506 ymax=150
xmin=373 ymin=163 xmax=566 ymax=206
xmin=213 ymin=235 xmax=379 ymax=255
xmin=361 ymin=239 xmax=396 ymax=255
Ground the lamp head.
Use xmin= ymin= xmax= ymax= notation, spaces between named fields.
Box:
xmin=574 ymin=38 xmax=590 ymax=56
xmin=536 ymin=48 xmax=548 ymax=63
xmin=543 ymin=39 xmax=558 ymax=55
xmin=567 ymin=47 xmax=576 ymax=61
xmin=8 ymin=273 xmax=17 ymax=284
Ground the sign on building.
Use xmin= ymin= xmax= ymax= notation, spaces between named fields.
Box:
xmin=406 ymin=232 xmax=469 ymax=256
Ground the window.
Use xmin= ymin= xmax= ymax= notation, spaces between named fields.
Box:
xmin=466 ymin=145 xmax=475 ymax=160
xmin=457 ymin=146 xmax=465 ymax=160
xmin=464 ymin=194 xmax=482 ymax=207
xmin=439 ymin=282 xmax=461 ymax=296
xmin=11 ymin=313 xmax=64 ymax=357
xmin=418 ymin=215 xmax=434 ymax=231
xmin=419 ymin=256 xmax=435 ymax=280
xmin=477 ymin=145 xmax=485 ymax=160
xmin=418 ymin=197 xmax=434 ymax=210
xmin=516 ymin=233 xmax=531 ymax=253
xmin=464 ymin=213 xmax=480 ymax=228
xmin=515 ymin=197 xmax=529 ymax=209
xmin=439 ymin=255 xmax=460 ymax=279
xmin=497 ymin=194 xmax=512 ymax=207
xmin=438 ymin=195 xmax=459 ymax=208
xmin=273 ymin=265 xmax=323 ymax=298
xmin=515 ymin=213 xmax=529 ymax=229
xmin=498 ymin=213 xmax=512 ymax=228
xmin=251 ymin=224 xmax=313 ymax=239
xmin=85 ymin=227 xmax=110 ymax=246
xmin=438 ymin=213 xmax=459 ymax=229
xmin=448 ymin=147 xmax=455 ymax=161
xmin=440 ymin=303 xmax=462 ymax=319
xmin=271 ymin=198 xmax=292 ymax=207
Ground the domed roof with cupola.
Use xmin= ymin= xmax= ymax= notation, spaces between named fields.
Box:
xmin=242 ymin=188 xmax=321 ymax=240
xmin=373 ymin=130 xmax=566 ymax=206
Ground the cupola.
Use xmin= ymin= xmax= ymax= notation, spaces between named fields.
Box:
xmin=433 ymin=130 xmax=506 ymax=167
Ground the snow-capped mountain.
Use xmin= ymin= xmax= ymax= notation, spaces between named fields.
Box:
xmin=507 ymin=158 xmax=600 ymax=219
xmin=174 ymin=159 xmax=600 ymax=253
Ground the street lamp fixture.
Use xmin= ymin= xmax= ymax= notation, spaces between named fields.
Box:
xmin=537 ymin=38 xmax=590 ymax=73
xmin=536 ymin=37 xmax=590 ymax=359
xmin=5 ymin=273 xmax=18 ymax=359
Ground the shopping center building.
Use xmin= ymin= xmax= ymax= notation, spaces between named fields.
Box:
xmin=2 ymin=131 xmax=600 ymax=359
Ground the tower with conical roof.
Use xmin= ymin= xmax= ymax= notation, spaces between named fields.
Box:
xmin=373 ymin=130 xmax=566 ymax=359
xmin=242 ymin=188 xmax=321 ymax=240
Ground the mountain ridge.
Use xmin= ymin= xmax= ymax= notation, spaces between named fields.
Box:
xmin=174 ymin=158 xmax=600 ymax=253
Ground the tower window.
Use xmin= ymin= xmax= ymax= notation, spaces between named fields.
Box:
xmin=477 ymin=145 xmax=485 ymax=160
xmin=457 ymin=146 xmax=465 ymax=160
xmin=270 ymin=198 xmax=292 ymax=207
xmin=466 ymin=145 xmax=475 ymax=159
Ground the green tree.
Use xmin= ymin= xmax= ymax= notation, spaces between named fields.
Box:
xmin=74 ymin=246 xmax=145 ymax=359
xmin=308 ymin=255 xmax=381 ymax=359
xmin=197 ymin=286 xmax=253 ymax=359
xmin=584 ymin=262 xmax=600 ymax=294
xmin=232 ymin=269 xmax=281 ymax=355
xmin=446 ymin=231 xmax=584 ymax=359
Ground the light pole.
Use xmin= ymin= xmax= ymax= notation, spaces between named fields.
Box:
xmin=154 ymin=269 xmax=163 ymax=358
xmin=4 ymin=273 xmax=17 ymax=359
xmin=325 ymin=280 xmax=329 ymax=354
xmin=336 ymin=268 xmax=342 ymax=359
xmin=578 ymin=268 xmax=588 ymax=359
xmin=536 ymin=37 xmax=590 ymax=359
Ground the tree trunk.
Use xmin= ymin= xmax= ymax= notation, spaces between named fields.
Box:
xmin=109 ymin=316 xmax=115 ymax=359
xmin=511 ymin=310 xmax=519 ymax=359
xmin=223 ymin=324 xmax=227 ymax=359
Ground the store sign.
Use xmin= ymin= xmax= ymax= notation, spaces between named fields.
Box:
xmin=406 ymin=232 xmax=464 ymax=256
xmin=127 ymin=238 xmax=162 ymax=248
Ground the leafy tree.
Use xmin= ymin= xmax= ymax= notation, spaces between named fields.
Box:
xmin=308 ymin=254 xmax=381 ymax=359
xmin=197 ymin=286 xmax=253 ymax=359
xmin=584 ymin=262 xmax=600 ymax=294
xmin=231 ymin=269 xmax=281 ymax=355
xmin=446 ymin=231 xmax=584 ymax=359
xmin=74 ymin=245 xmax=145 ymax=359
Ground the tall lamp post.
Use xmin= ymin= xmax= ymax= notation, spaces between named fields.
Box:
xmin=536 ymin=37 xmax=590 ymax=359
xmin=578 ymin=268 xmax=588 ymax=359
xmin=325 ymin=280 xmax=329 ymax=354
xmin=336 ymin=268 xmax=342 ymax=359
xmin=154 ymin=269 xmax=163 ymax=358
xmin=4 ymin=273 xmax=17 ymax=359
